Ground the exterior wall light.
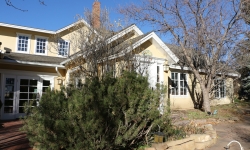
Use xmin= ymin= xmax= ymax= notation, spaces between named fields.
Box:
xmin=163 ymin=60 xmax=169 ymax=72
xmin=57 ymin=78 xmax=63 ymax=85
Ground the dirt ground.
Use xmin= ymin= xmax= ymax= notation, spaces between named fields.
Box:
xmin=1 ymin=119 xmax=249 ymax=150
xmin=0 ymin=113 xmax=249 ymax=150
xmin=205 ymin=115 xmax=250 ymax=150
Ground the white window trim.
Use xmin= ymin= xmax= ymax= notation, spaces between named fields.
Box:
xmin=57 ymin=39 xmax=70 ymax=57
xmin=34 ymin=35 xmax=48 ymax=56
xmin=170 ymin=72 xmax=188 ymax=97
xmin=16 ymin=33 xmax=31 ymax=54
xmin=214 ymin=79 xmax=226 ymax=99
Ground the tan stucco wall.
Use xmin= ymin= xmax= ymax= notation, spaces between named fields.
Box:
xmin=166 ymin=69 xmax=195 ymax=110
xmin=54 ymin=77 xmax=62 ymax=91
xmin=165 ymin=68 xmax=235 ymax=110
xmin=0 ymin=26 xmax=52 ymax=55
xmin=210 ymin=77 xmax=234 ymax=105
xmin=0 ymin=24 xmax=88 ymax=57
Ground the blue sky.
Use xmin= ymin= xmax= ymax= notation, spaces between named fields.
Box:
xmin=0 ymin=0 xmax=152 ymax=32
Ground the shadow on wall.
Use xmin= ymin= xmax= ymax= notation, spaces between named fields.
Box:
xmin=187 ymin=76 xmax=203 ymax=109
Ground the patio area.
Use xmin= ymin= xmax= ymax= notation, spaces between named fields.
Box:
xmin=0 ymin=120 xmax=31 ymax=150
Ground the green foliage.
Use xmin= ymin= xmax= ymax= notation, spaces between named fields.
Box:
xmin=21 ymin=72 xmax=172 ymax=150
xmin=238 ymin=32 xmax=250 ymax=100
xmin=241 ymin=66 xmax=250 ymax=100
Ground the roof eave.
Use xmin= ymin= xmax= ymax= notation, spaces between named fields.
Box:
xmin=0 ymin=59 xmax=65 ymax=68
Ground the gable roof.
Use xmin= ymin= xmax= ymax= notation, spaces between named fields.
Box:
xmin=106 ymin=24 xmax=143 ymax=44
xmin=1 ymin=53 xmax=66 ymax=68
xmin=61 ymin=30 xmax=179 ymax=65
xmin=0 ymin=19 xmax=91 ymax=34
xmin=111 ymin=32 xmax=179 ymax=63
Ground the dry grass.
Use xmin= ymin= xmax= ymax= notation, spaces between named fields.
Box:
xmin=178 ymin=101 xmax=250 ymax=120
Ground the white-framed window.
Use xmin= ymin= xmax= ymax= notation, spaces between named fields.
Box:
xmin=171 ymin=72 xmax=187 ymax=95
xmin=35 ymin=36 xmax=48 ymax=55
xmin=157 ymin=65 xmax=160 ymax=83
xmin=16 ymin=33 xmax=31 ymax=53
xmin=58 ymin=40 xmax=70 ymax=57
xmin=214 ymin=79 xmax=225 ymax=98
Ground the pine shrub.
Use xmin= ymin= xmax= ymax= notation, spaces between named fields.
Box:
xmin=21 ymin=71 xmax=173 ymax=150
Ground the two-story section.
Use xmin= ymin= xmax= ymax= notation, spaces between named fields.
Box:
xmin=0 ymin=20 xmax=90 ymax=120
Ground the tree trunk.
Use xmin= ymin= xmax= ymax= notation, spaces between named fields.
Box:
xmin=201 ymin=88 xmax=211 ymax=113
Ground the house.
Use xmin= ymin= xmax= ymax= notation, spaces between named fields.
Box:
xmin=0 ymin=1 xmax=236 ymax=120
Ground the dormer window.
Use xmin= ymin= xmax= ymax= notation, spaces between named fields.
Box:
xmin=58 ymin=40 xmax=69 ymax=57
xmin=35 ymin=36 xmax=48 ymax=55
xmin=16 ymin=33 xmax=31 ymax=53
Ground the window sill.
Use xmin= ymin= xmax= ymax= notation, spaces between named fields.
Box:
xmin=34 ymin=53 xmax=48 ymax=56
xmin=170 ymin=95 xmax=189 ymax=98
xmin=16 ymin=51 xmax=30 ymax=54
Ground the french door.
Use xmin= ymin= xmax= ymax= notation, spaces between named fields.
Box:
xmin=2 ymin=75 xmax=16 ymax=120
xmin=1 ymin=75 xmax=52 ymax=120
xmin=17 ymin=77 xmax=39 ymax=119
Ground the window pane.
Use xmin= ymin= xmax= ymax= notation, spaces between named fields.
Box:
xmin=17 ymin=35 xmax=29 ymax=52
xmin=20 ymin=86 xmax=28 ymax=92
xmin=4 ymin=100 xmax=13 ymax=106
xmin=6 ymin=78 xmax=15 ymax=85
xmin=5 ymin=92 xmax=14 ymax=99
xmin=4 ymin=107 xmax=13 ymax=113
xmin=29 ymin=87 xmax=37 ymax=93
xmin=20 ymin=79 xmax=29 ymax=85
xmin=29 ymin=93 xmax=36 ymax=99
xmin=19 ymin=107 xmax=25 ymax=113
xmin=36 ymin=38 xmax=47 ymax=54
xmin=19 ymin=100 xmax=28 ymax=106
xmin=184 ymin=88 xmax=187 ymax=95
xmin=20 ymin=93 xmax=28 ymax=99
xmin=58 ymin=40 xmax=69 ymax=56
xmin=30 ymin=80 xmax=38 ymax=86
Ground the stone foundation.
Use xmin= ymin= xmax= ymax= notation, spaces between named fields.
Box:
xmin=145 ymin=124 xmax=217 ymax=150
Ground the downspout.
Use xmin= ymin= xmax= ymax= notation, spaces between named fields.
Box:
xmin=0 ymin=50 xmax=5 ymax=59
xmin=55 ymin=67 xmax=62 ymax=77
xmin=55 ymin=67 xmax=63 ymax=86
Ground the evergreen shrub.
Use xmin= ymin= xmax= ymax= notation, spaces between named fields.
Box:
xmin=21 ymin=72 xmax=173 ymax=150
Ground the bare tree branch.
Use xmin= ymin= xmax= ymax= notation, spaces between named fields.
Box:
xmin=119 ymin=0 xmax=245 ymax=112
xmin=5 ymin=0 xmax=46 ymax=12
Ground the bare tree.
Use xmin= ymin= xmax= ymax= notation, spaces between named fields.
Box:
xmin=49 ymin=7 xmax=152 ymax=84
xmin=5 ymin=0 xmax=46 ymax=11
xmin=119 ymin=0 xmax=245 ymax=112
xmin=241 ymin=0 xmax=250 ymax=24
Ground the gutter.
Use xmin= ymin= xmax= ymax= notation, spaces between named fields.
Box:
xmin=0 ymin=59 xmax=65 ymax=68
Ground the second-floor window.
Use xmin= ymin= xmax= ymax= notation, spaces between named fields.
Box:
xmin=16 ymin=33 xmax=30 ymax=53
xmin=35 ymin=36 xmax=48 ymax=55
xmin=171 ymin=72 xmax=187 ymax=95
xmin=58 ymin=40 xmax=69 ymax=56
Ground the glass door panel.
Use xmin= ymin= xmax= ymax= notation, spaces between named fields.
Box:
xmin=19 ymin=79 xmax=38 ymax=113
xmin=42 ymin=80 xmax=50 ymax=93
xmin=4 ymin=78 xmax=15 ymax=113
